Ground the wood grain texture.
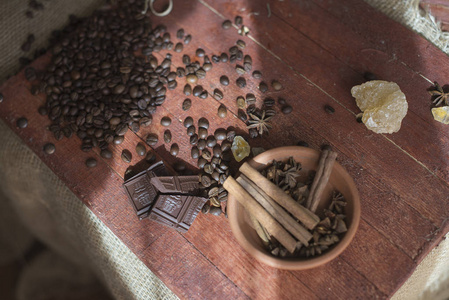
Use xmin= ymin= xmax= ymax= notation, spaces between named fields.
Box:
xmin=1 ymin=0 xmax=449 ymax=298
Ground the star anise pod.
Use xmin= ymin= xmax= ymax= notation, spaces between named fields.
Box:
xmin=429 ymin=81 xmax=449 ymax=106
xmin=247 ymin=111 xmax=273 ymax=135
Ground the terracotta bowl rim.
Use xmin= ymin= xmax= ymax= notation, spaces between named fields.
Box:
xmin=227 ymin=146 xmax=361 ymax=270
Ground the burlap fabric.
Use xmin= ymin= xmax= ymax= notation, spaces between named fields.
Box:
xmin=0 ymin=0 xmax=448 ymax=299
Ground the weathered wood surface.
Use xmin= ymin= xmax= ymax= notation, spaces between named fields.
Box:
xmin=1 ymin=0 xmax=449 ymax=298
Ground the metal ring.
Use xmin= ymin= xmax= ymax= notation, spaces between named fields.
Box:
xmin=150 ymin=0 xmax=173 ymax=17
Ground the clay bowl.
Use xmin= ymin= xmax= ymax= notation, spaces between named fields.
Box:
xmin=227 ymin=146 xmax=361 ymax=270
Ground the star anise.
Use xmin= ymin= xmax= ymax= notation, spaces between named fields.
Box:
xmin=429 ymin=82 xmax=449 ymax=106
xmin=247 ymin=111 xmax=273 ymax=135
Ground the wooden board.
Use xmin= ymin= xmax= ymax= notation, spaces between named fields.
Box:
xmin=1 ymin=0 xmax=449 ymax=298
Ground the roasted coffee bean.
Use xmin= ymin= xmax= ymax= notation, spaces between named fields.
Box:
xmin=196 ymin=68 xmax=206 ymax=79
xmin=209 ymin=206 xmax=222 ymax=216
xmin=244 ymin=62 xmax=252 ymax=72
xmin=114 ymin=136 xmax=124 ymax=145
xmin=146 ymin=133 xmax=158 ymax=146
xmin=236 ymin=50 xmax=243 ymax=60
xmin=163 ymin=130 xmax=172 ymax=143
xmin=203 ymin=62 xmax=212 ymax=71
xmin=212 ymin=55 xmax=220 ymax=63
xmin=167 ymin=80 xmax=177 ymax=90
xmin=222 ymin=20 xmax=232 ymax=29
xmin=213 ymin=89 xmax=223 ymax=101
xmin=364 ymin=72 xmax=378 ymax=81
xmin=101 ymin=148 xmax=112 ymax=159
xmin=146 ymin=151 xmax=156 ymax=163
xmin=282 ymin=105 xmax=293 ymax=114
xmin=236 ymin=39 xmax=246 ymax=49
xmin=246 ymin=93 xmax=256 ymax=106
xmin=226 ymin=130 xmax=236 ymax=142
xmin=197 ymin=139 xmax=206 ymax=150
xmin=186 ymin=74 xmax=198 ymax=84
xmin=170 ymin=143 xmax=179 ymax=156
xmin=187 ymin=125 xmax=196 ymax=136
xmin=236 ymin=65 xmax=245 ymax=75
xmin=43 ymin=143 xmax=55 ymax=154
xmin=182 ymin=54 xmax=190 ymax=65
xmin=184 ymin=116 xmax=194 ymax=127
xmin=115 ymin=123 xmax=128 ymax=136
xmin=197 ymin=158 xmax=207 ymax=169
xmin=221 ymin=140 xmax=232 ymax=151
xmin=211 ymin=171 xmax=220 ymax=182
xmin=140 ymin=116 xmax=152 ymax=127
xmin=237 ymin=109 xmax=247 ymax=121
xmin=229 ymin=46 xmax=238 ymax=55
xmin=190 ymin=134 xmax=199 ymax=145
xmin=202 ymin=148 xmax=212 ymax=160
xmin=121 ymin=149 xmax=132 ymax=163
xmin=193 ymin=85 xmax=203 ymax=97
xmin=324 ymin=104 xmax=335 ymax=114
xmin=130 ymin=122 xmax=140 ymax=133
xmin=16 ymin=117 xmax=28 ymax=128
xmin=198 ymin=127 xmax=208 ymax=139
xmin=198 ymin=117 xmax=209 ymax=129
xmin=176 ymin=28 xmax=185 ymax=39
xmin=271 ymin=80 xmax=282 ymax=91
xmin=160 ymin=116 xmax=171 ymax=126
xmin=182 ymin=98 xmax=192 ymax=111
xmin=184 ymin=84 xmax=192 ymax=96
xmin=297 ymin=141 xmax=309 ymax=147
xmin=252 ymin=70 xmax=262 ymax=78
xmin=214 ymin=128 xmax=227 ymax=141
xmin=85 ymin=158 xmax=97 ymax=168
xmin=201 ymin=203 xmax=211 ymax=214
xmin=184 ymin=34 xmax=192 ymax=44
xmin=204 ymin=163 xmax=213 ymax=174
xmin=235 ymin=16 xmax=243 ymax=26
xmin=236 ymin=77 xmax=246 ymax=88
xmin=177 ymin=67 xmax=186 ymax=78
xmin=220 ymin=53 xmax=228 ymax=63
xmin=213 ymin=145 xmax=222 ymax=158
xmin=278 ymin=97 xmax=286 ymax=105
xmin=220 ymin=75 xmax=229 ymax=86
xmin=236 ymin=96 xmax=246 ymax=109
xmin=191 ymin=146 xmax=200 ymax=159
xmin=211 ymin=156 xmax=221 ymax=167
xmin=217 ymin=104 xmax=227 ymax=118
xmin=259 ymin=81 xmax=268 ymax=93
xmin=199 ymin=91 xmax=208 ymax=99
xmin=264 ymin=97 xmax=275 ymax=107
xmin=206 ymin=136 xmax=217 ymax=148
xmin=196 ymin=48 xmax=205 ymax=57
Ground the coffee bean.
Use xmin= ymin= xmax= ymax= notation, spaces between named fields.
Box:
xmin=198 ymin=117 xmax=209 ymax=129
xmin=238 ymin=109 xmax=247 ymax=121
xmin=282 ymin=104 xmax=293 ymax=114
xmin=177 ymin=28 xmax=185 ymax=39
xmin=184 ymin=84 xmax=192 ymax=96
xmin=236 ymin=65 xmax=245 ymax=75
xmin=184 ymin=34 xmax=192 ymax=44
xmin=259 ymin=81 xmax=268 ymax=93
xmin=85 ymin=158 xmax=97 ymax=168
xmin=271 ymin=80 xmax=282 ymax=91
xmin=221 ymin=140 xmax=232 ymax=151
xmin=222 ymin=20 xmax=232 ymax=29
xmin=226 ymin=130 xmax=236 ymax=142
xmin=278 ymin=98 xmax=286 ymax=105
xmin=114 ymin=136 xmax=124 ymax=145
xmin=43 ymin=143 xmax=55 ymax=154
xmin=202 ymin=149 xmax=212 ymax=160
xmin=191 ymin=146 xmax=199 ymax=159
xmin=297 ymin=141 xmax=309 ymax=147
xmin=236 ymin=96 xmax=246 ymax=109
xmin=146 ymin=133 xmax=158 ymax=146
xmin=121 ymin=149 xmax=132 ymax=163
xmin=324 ymin=104 xmax=335 ymax=114
xmin=196 ymin=68 xmax=206 ymax=79
xmin=204 ymin=163 xmax=213 ymax=174
xmin=220 ymin=53 xmax=228 ymax=63
xmin=196 ymin=48 xmax=205 ymax=57
xmin=190 ymin=134 xmax=199 ymax=145
xmin=187 ymin=125 xmax=196 ymax=136
xmin=160 ymin=116 xmax=171 ymax=126
xmin=146 ymin=151 xmax=156 ymax=163
xmin=235 ymin=16 xmax=243 ymax=26
xmin=206 ymin=136 xmax=217 ymax=148
xmin=214 ymin=128 xmax=227 ymax=141
xmin=186 ymin=74 xmax=198 ymax=84
xmin=181 ymin=98 xmax=191 ymax=111
xmin=217 ymin=104 xmax=227 ymax=118
xmin=213 ymin=89 xmax=223 ymax=101
xmin=193 ymin=85 xmax=203 ymax=97
xmin=197 ymin=139 xmax=206 ymax=150
xmin=140 ymin=116 xmax=152 ymax=127
xmin=364 ymin=72 xmax=378 ymax=81
xmin=130 ymin=122 xmax=140 ymax=133
xmin=212 ymin=55 xmax=220 ymax=63
xmin=184 ymin=116 xmax=194 ymax=127
xmin=203 ymin=63 xmax=212 ymax=71
xmin=212 ymin=145 xmax=222 ymax=158
xmin=245 ymin=93 xmax=256 ymax=106
xmin=198 ymin=158 xmax=207 ymax=169
xmin=199 ymin=91 xmax=208 ymax=99
xmin=198 ymin=127 xmax=208 ymax=139
xmin=252 ymin=70 xmax=262 ymax=78
xmin=236 ymin=40 xmax=246 ymax=49
xmin=264 ymin=98 xmax=275 ymax=107
xmin=244 ymin=62 xmax=252 ymax=72
xmin=170 ymin=143 xmax=179 ymax=156
xmin=101 ymin=148 xmax=112 ymax=159
xmin=220 ymin=75 xmax=229 ymax=86
xmin=16 ymin=117 xmax=28 ymax=128
xmin=115 ymin=123 xmax=128 ymax=136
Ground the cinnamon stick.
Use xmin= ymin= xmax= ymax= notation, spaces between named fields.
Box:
xmin=223 ymin=176 xmax=297 ymax=253
xmin=239 ymin=163 xmax=320 ymax=230
xmin=306 ymin=150 xmax=338 ymax=212
xmin=237 ymin=175 xmax=312 ymax=246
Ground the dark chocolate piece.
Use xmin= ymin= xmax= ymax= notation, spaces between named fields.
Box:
xmin=123 ymin=161 xmax=169 ymax=219
xmin=150 ymin=175 xmax=200 ymax=194
xmin=149 ymin=194 xmax=207 ymax=233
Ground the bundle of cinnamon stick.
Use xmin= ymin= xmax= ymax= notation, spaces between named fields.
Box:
xmin=223 ymin=149 xmax=337 ymax=254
